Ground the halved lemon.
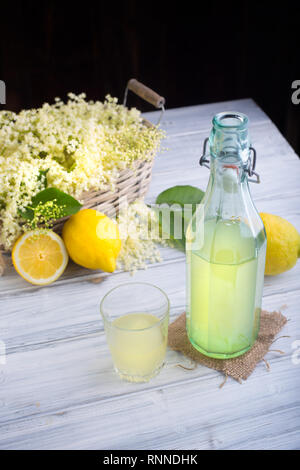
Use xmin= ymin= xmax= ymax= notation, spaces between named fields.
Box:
xmin=12 ymin=230 xmax=69 ymax=285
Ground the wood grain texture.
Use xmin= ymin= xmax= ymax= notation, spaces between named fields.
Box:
xmin=127 ymin=79 xmax=165 ymax=108
xmin=0 ymin=99 xmax=299 ymax=450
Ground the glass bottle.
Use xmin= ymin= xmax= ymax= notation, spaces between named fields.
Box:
xmin=186 ymin=112 xmax=267 ymax=359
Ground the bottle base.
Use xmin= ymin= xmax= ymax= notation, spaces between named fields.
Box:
xmin=188 ymin=336 xmax=252 ymax=359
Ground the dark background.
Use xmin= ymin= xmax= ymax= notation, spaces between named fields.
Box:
xmin=0 ymin=1 xmax=299 ymax=153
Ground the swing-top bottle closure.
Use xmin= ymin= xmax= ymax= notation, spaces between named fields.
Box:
xmin=199 ymin=112 xmax=260 ymax=183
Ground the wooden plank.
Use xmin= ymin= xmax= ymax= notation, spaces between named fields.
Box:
xmin=145 ymin=98 xmax=270 ymax=137
xmin=0 ymin=245 xmax=183 ymax=296
xmin=0 ymin=270 xmax=298 ymax=427
xmin=1 ymin=246 xmax=299 ymax=352
xmin=0 ymin=321 xmax=299 ymax=449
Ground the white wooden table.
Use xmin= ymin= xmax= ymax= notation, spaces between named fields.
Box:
xmin=0 ymin=99 xmax=300 ymax=450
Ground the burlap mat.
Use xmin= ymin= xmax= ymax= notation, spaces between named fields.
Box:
xmin=168 ymin=310 xmax=287 ymax=383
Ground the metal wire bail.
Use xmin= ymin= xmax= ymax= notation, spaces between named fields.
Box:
xmin=123 ymin=84 xmax=165 ymax=127
xmin=199 ymin=138 xmax=260 ymax=183
xmin=199 ymin=137 xmax=210 ymax=169
xmin=247 ymin=146 xmax=260 ymax=183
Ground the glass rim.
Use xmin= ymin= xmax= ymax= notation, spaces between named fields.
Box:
xmin=100 ymin=282 xmax=170 ymax=332
xmin=213 ymin=111 xmax=249 ymax=130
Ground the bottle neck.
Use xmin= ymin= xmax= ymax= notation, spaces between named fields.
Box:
xmin=209 ymin=112 xmax=251 ymax=167
xmin=197 ymin=111 xmax=264 ymax=240
xmin=203 ymin=155 xmax=251 ymax=222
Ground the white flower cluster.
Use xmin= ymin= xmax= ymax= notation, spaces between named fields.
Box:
xmin=116 ymin=200 xmax=167 ymax=273
xmin=0 ymin=94 xmax=163 ymax=250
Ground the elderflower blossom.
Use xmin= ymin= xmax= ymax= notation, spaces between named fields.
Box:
xmin=0 ymin=94 xmax=164 ymax=250
xmin=24 ymin=200 xmax=66 ymax=231
xmin=116 ymin=200 xmax=167 ymax=273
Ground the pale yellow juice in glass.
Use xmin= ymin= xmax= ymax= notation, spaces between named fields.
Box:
xmin=108 ymin=312 xmax=168 ymax=382
xmin=187 ymin=218 xmax=266 ymax=358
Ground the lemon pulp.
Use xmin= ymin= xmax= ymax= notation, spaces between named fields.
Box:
xmin=12 ymin=231 xmax=68 ymax=285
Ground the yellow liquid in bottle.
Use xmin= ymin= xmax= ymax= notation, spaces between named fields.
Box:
xmin=109 ymin=313 xmax=167 ymax=382
xmin=187 ymin=219 xmax=266 ymax=358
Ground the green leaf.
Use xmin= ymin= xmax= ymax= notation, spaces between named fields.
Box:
xmin=153 ymin=205 xmax=186 ymax=252
xmin=19 ymin=187 xmax=82 ymax=221
xmin=18 ymin=206 xmax=35 ymax=220
xmin=155 ymin=185 xmax=205 ymax=251
xmin=156 ymin=185 xmax=204 ymax=207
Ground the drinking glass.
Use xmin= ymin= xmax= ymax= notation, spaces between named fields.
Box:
xmin=100 ymin=282 xmax=169 ymax=382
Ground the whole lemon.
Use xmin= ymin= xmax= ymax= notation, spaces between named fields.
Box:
xmin=62 ymin=209 xmax=121 ymax=272
xmin=260 ymin=212 xmax=300 ymax=276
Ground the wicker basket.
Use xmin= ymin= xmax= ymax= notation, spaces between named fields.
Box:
xmin=52 ymin=78 xmax=165 ymax=233
xmin=52 ymin=158 xmax=154 ymax=234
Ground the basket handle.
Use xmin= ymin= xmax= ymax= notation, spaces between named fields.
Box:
xmin=123 ymin=78 xmax=165 ymax=125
